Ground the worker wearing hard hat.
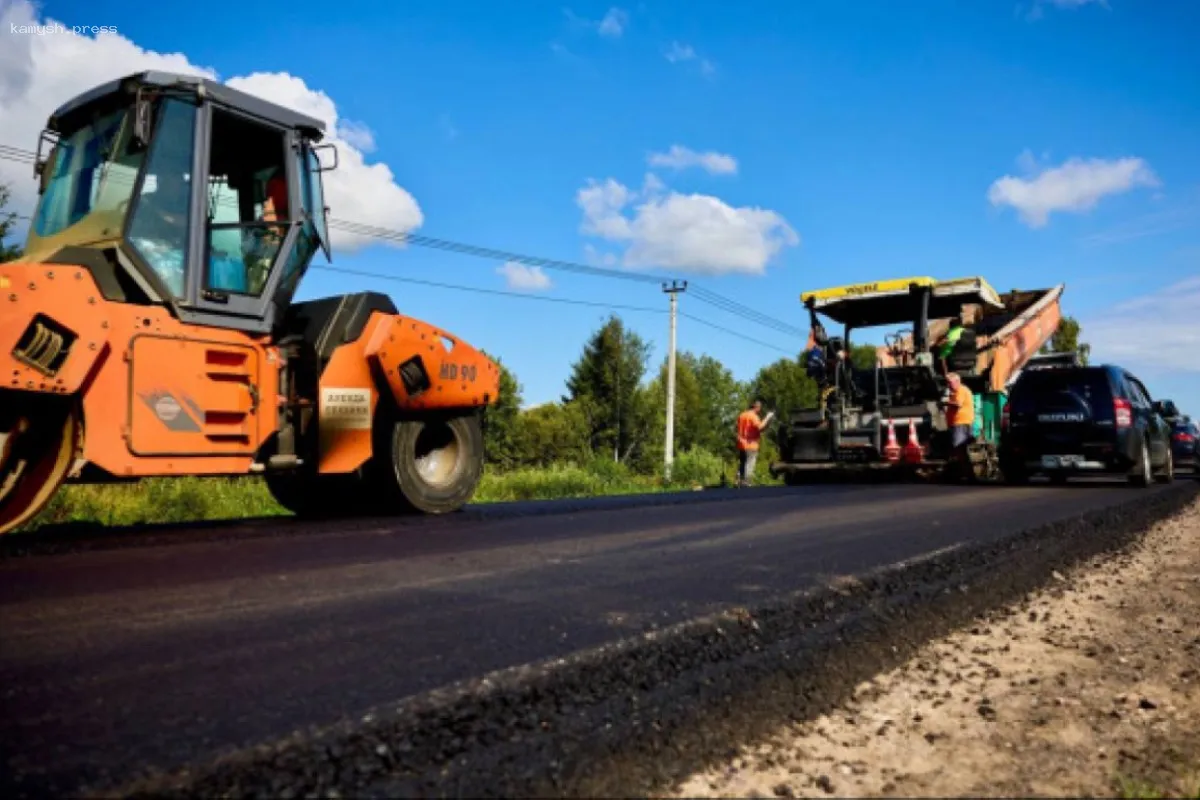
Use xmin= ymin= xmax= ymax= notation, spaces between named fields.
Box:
xmin=735 ymin=399 xmax=775 ymax=487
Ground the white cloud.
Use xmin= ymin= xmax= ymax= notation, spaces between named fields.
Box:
xmin=665 ymin=41 xmax=696 ymax=63
xmin=664 ymin=40 xmax=715 ymax=75
xmin=497 ymin=260 xmax=552 ymax=291
xmin=1083 ymin=275 xmax=1200 ymax=374
xmin=647 ymin=144 xmax=738 ymax=176
xmin=1024 ymin=0 xmax=1109 ymax=21
xmin=1080 ymin=202 xmax=1200 ymax=246
xmin=598 ymin=8 xmax=629 ymax=38
xmin=582 ymin=243 xmax=618 ymax=267
xmin=987 ymin=153 xmax=1160 ymax=228
xmin=335 ymin=120 xmax=376 ymax=153
xmin=576 ymin=172 xmax=798 ymax=276
xmin=0 ymin=0 xmax=422 ymax=252
xmin=563 ymin=7 xmax=628 ymax=39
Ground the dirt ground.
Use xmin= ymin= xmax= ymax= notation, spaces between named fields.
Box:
xmin=671 ymin=492 xmax=1200 ymax=799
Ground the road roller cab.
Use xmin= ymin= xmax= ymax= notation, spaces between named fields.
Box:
xmin=0 ymin=71 xmax=500 ymax=535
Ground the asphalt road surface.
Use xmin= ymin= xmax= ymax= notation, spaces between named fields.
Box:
xmin=0 ymin=481 xmax=1177 ymax=794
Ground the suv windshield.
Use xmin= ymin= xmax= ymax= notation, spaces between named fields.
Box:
xmin=1009 ymin=368 xmax=1114 ymax=421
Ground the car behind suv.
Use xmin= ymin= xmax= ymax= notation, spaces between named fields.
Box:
xmin=1172 ymin=416 xmax=1199 ymax=473
xmin=999 ymin=364 xmax=1175 ymax=486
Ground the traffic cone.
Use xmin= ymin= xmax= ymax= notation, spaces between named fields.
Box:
xmin=883 ymin=418 xmax=901 ymax=462
xmin=903 ymin=419 xmax=923 ymax=464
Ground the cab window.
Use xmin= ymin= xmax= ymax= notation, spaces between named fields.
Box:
xmin=205 ymin=109 xmax=291 ymax=297
xmin=306 ymin=148 xmax=330 ymax=254
xmin=126 ymin=99 xmax=197 ymax=298
xmin=34 ymin=108 xmax=144 ymax=242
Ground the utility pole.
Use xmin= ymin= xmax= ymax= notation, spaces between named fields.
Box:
xmin=662 ymin=280 xmax=687 ymax=480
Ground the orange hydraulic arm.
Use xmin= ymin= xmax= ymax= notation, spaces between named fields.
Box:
xmin=876 ymin=284 xmax=1065 ymax=391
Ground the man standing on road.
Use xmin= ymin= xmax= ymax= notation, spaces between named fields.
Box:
xmin=736 ymin=400 xmax=775 ymax=487
xmin=944 ymin=372 xmax=975 ymax=472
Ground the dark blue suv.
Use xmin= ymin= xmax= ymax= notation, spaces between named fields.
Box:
xmin=999 ymin=364 xmax=1176 ymax=486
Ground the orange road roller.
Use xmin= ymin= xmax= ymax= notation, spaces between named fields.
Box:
xmin=0 ymin=70 xmax=501 ymax=535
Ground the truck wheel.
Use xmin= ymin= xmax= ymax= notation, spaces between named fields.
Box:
xmin=784 ymin=471 xmax=809 ymax=486
xmin=382 ymin=413 xmax=484 ymax=514
xmin=1000 ymin=461 xmax=1028 ymax=485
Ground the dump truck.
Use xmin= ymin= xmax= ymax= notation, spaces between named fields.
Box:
xmin=0 ymin=71 xmax=501 ymax=536
xmin=770 ymin=276 xmax=1064 ymax=482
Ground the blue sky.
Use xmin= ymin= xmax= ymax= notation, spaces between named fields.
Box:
xmin=2 ymin=0 xmax=1198 ymax=411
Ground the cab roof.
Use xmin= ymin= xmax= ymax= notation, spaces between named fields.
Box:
xmin=801 ymin=275 xmax=1005 ymax=327
xmin=48 ymin=70 xmax=327 ymax=140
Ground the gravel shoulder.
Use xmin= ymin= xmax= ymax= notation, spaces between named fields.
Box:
xmin=672 ymin=493 xmax=1200 ymax=799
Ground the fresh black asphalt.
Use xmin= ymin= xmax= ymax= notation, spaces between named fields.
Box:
xmin=0 ymin=481 xmax=1178 ymax=794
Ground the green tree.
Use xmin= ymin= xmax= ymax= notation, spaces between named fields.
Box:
xmin=747 ymin=356 xmax=818 ymax=447
xmin=849 ymin=343 xmax=877 ymax=370
xmin=563 ymin=315 xmax=653 ymax=463
xmin=0 ymin=182 xmax=23 ymax=262
xmin=1042 ymin=315 xmax=1091 ymax=365
xmin=479 ymin=351 xmax=523 ymax=470
xmin=640 ymin=353 xmax=705 ymax=472
xmin=688 ymin=353 xmax=746 ymax=455
xmin=514 ymin=401 xmax=593 ymax=468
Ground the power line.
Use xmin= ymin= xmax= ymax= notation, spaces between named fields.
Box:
xmin=0 ymin=144 xmax=806 ymax=340
xmin=312 ymin=265 xmax=665 ymax=314
xmin=329 ymin=219 xmax=663 ymax=286
xmin=0 ymin=211 xmax=796 ymax=353
xmin=316 ymin=265 xmax=797 ymax=354
xmin=679 ymin=313 xmax=796 ymax=355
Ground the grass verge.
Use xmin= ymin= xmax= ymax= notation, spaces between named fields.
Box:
xmin=1118 ymin=774 xmax=1200 ymax=800
xmin=23 ymin=452 xmax=767 ymax=532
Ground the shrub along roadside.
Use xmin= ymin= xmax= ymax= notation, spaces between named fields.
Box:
xmin=20 ymin=446 xmax=780 ymax=532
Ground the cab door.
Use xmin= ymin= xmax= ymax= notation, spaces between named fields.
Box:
xmin=180 ymin=103 xmax=304 ymax=334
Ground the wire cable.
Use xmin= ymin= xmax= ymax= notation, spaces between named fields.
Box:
xmin=0 ymin=144 xmax=806 ymax=344
xmin=314 ymin=265 xmax=797 ymax=355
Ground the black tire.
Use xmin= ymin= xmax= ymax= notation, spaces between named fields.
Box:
xmin=378 ymin=413 xmax=485 ymax=514
xmin=1000 ymin=460 xmax=1029 ymax=485
xmin=1128 ymin=439 xmax=1152 ymax=487
xmin=1048 ymin=472 xmax=1069 ymax=485
xmin=784 ymin=471 xmax=809 ymax=486
xmin=1154 ymin=447 xmax=1174 ymax=484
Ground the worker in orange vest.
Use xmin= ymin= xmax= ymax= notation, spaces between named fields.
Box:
xmin=943 ymin=372 xmax=976 ymax=473
xmin=736 ymin=399 xmax=775 ymax=487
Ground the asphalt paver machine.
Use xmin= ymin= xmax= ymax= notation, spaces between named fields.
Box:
xmin=771 ymin=276 xmax=1064 ymax=482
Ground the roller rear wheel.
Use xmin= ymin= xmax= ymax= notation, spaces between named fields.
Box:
xmin=267 ymin=411 xmax=486 ymax=519
xmin=379 ymin=413 xmax=485 ymax=514
xmin=0 ymin=397 xmax=81 ymax=536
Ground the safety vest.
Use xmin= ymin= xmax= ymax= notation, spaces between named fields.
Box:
xmin=938 ymin=325 xmax=963 ymax=358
